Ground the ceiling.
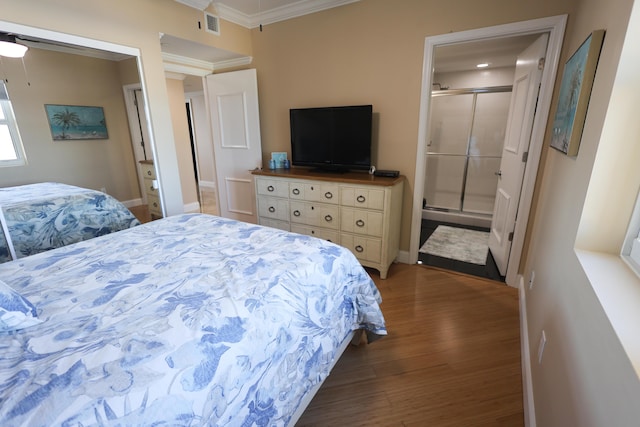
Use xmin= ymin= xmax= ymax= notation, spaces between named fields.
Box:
xmin=434 ymin=34 xmax=541 ymax=73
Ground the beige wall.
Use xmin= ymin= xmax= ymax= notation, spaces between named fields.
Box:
xmin=250 ymin=0 xmax=575 ymax=252
xmin=0 ymin=48 xmax=139 ymax=202
xmin=523 ymin=0 xmax=640 ymax=424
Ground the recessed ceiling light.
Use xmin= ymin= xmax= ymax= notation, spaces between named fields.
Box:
xmin=476 ymin=63 xmax=489 ymax=68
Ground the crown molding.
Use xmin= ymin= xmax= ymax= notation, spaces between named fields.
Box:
xmin=162 ymin=51 xmax=253 ymax=76
xmin=213 ymin=0 xmax=360 ymax=29
xmin=165 ymin=71 xmax=187 ymax=80
xmin=174 ymin=0 xmax=213 ymax=11
xmin=212 ymin=55 xmax=253 ymax=70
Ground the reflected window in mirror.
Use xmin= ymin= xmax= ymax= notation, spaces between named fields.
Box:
xmin=0 ymin=80 xmax=26 ymax=167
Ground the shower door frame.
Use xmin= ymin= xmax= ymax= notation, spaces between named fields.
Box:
xmin=425 ymin=86 xmax=512 ymax=216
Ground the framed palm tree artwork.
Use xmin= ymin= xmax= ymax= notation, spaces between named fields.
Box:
xmin=45 ymin=104 xmax=108 ymax=140
xmin=550 ymin=29 xmax=605 ymax=156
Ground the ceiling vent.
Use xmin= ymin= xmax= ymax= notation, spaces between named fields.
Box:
xmin=204 ymin=12 xmax=220 ymax=35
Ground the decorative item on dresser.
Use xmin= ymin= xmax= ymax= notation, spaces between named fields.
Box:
xmin=139 ymin=160 xmax=163 ymax=219
xmin=252 ymin=169 xmax=404 ymax=279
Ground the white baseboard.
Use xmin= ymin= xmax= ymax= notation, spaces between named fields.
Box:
xmin=184 ymin=201 xmax=201 ymax=213
xmin=519 ymin=275 xmax=536 ymax=427
xmin=199 ymin=181 xmax=216 ymax=190
xmin=122 ymin=198 xmax=143 ymax=208
xmin=396 ymin=250 xmax=410 ymax=265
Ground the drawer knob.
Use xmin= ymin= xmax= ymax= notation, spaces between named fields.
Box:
xmin=147 ymin=170 xmax=152 ymax=176
xmin=325 ymin=191 xmax=333 ymax=199
xmin=152 ymin=202 xmax=158 ymax=208
xmin=267 ymin=185 xmax=275 ymax=192
xmin=324 ymin=214 xmax=333 ymax=222
xmin=355 ymin=245 xmax=364 ymax=253
xmin=149 ymin=185 xmax=154 ymax=191
xmin=356 ymin=195 xmax=366 ymax=203
xmin=268 ymin=206 xmax=275 ymax=213
xmin=293 ymin=210 xmax=301 ymax=217
xmin=292 ymin=188 xmax=300 ymax=195
xmin=356 ymin=219 xmax=365 ymax=227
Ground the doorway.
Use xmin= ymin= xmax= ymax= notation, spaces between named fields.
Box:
xmin=419 ymin=85 xmax=514 ymax=282
xmin=410 ymin=15 xmax=567 ymax=286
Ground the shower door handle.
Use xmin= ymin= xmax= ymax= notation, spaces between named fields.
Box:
xmin=495 ymin=170 xmax=502 ymax=177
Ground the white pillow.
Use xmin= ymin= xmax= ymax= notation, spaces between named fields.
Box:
xmin=0 ymin=279 xmax=41 ymax=331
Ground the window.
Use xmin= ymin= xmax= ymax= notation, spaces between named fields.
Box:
xmin=0 ymin=80 xmax=26 ymax=167
xmin=622 ymin=191 xmax=640 ymax=275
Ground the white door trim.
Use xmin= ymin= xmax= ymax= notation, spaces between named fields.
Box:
xmin=123 ymin=83 xmax=149 ymax=203
xmin=410 ymin=15 xmax=567 ymax=286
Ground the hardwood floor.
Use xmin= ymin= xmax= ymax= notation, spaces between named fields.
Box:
xmin=297 ymin=263 xmax=523 ymax=426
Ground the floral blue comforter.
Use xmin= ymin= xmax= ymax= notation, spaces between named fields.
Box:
xmin=0 ymin=213 xmax=386 ymax=426
xmin=0 ymin=182 xmax=140 ymax=263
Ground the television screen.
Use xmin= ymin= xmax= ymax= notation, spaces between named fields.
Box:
xmin=290 ymin=105 xmax=372 ymax=172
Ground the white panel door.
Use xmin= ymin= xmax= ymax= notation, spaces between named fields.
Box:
xmin=489 ymin=34 xmax=548 ymax=275
xmin=205 ymin=69 xmax=262 ymax=223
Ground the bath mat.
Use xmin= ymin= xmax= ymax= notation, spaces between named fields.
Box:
xmin=419 ymin=225 xmax=489 ymax=265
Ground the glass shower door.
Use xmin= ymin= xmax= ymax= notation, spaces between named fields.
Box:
xmin=424 ymin=93 xmax=474 ymax=211
xmin=424 ymin=88 xmax=511 ymax=215
xmin=464 ymin=91 xmax=511 ymax=214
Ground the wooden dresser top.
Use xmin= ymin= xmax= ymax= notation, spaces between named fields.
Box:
xmin=251 ymin=168 xmax=404 ymax=187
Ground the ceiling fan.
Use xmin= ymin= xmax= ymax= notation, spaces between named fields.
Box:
xmin=0 ymin=32 xmax=29 ymax=58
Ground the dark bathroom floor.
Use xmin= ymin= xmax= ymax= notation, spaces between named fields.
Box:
xmin=418 ymin=219 xmax=504 ymax=282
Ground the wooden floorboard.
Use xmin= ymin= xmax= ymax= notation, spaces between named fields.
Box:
xmin=296 ymin=263 xmax=523 ymax=427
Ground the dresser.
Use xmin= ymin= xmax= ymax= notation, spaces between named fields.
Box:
xmin=139 ymin=160 xmax=163 ymax=219
xmin=252 ymin=169 xmax=403 ymax=279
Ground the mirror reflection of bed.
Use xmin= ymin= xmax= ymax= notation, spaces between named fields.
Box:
xmin=0 ymin=36 xmax=152 ymax=215
xmin=0 ymin=31 xmax=222 ymax=225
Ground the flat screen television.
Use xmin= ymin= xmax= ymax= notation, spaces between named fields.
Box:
xmin=290 ymin=105 xmax=372 ymax=173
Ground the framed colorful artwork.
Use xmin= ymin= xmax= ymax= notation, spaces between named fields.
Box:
xmin=45 ymin=104 xmax=108 ymax=140
xmin=550 ymin=29 xmax=605 ymax=156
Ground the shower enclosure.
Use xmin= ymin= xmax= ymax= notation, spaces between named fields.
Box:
xmin=423 ymin=86 xmax=512 ymax=227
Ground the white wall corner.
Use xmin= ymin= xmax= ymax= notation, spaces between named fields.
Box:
xmin=184 ymin=201 xmax=201 ymax=213
xmin=519 ymin=275 xmax=536 ymax=427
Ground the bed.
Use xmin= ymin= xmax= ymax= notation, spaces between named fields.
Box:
xmin=0 ymin=213 xmax=386 ymax=426
xmin=0 ymin=182 xmax=141 ymax=263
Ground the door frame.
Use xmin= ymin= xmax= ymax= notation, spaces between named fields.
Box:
xmin=123 ymin=83 xmax=152 ymax=205
xmin=410 ymin=15 xmax=567 ymax=286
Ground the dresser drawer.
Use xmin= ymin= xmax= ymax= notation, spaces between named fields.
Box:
xmin=289 ymin=181 xmax=339 ymax=205
xmin=256 ymin=178 xmax=289 ymax=198
xmin=144 ymin=177 xmax=159 ymax=196
xmin=290 ymin=224 xmax=339 ymax=243
xmin=340 ymin=234 xmax=382 ymax=263
xmin=340 ymin=208 xmax=383 ymax=237
xmin=290 ymin=201 xmax=339 ymax=230
xmin=257 ymin=196 xmax=290 ymax=222
xmin=259 ymin=217 xmax=290 ymax=232
xmin=341 ymin=186 xmax=385 ymax=210
xmin=140 ymin=162 xmax=156 ymax=179
xmin=147 ymin=194 xmax=162 ymax=216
